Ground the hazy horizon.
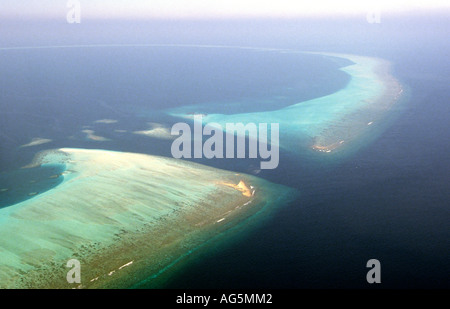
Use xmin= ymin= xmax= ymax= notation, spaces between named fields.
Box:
xmin=1 ymin=0 xmax=449 ymax=20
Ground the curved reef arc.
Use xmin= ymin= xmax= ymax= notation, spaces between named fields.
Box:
xmin=168 ymin=52 xmax=404 ymax=154
xmin=0 ymin=148 xmax=293 ymax=288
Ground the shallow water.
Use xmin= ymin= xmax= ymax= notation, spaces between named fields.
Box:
xmin=0 ymin=40 xmax=448 ymax=288
xmin=0 ymin=164 xmax=65 ymax=209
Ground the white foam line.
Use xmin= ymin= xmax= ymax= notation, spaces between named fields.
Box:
xmin=118 ymin=261 xmax=134 ymax=270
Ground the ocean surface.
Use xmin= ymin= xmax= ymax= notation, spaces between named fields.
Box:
xmin=0 ymin=16 xmax=448 ymax=288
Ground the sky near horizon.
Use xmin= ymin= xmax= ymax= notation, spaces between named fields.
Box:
xmin=1 ymin=0 xmax=449 ymax=20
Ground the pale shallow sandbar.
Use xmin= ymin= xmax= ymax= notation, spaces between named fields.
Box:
xmin=0 ymin=148 xmax=292 ymax=288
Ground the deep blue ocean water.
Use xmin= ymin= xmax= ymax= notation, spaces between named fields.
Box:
xmin=0 ymin=15 xmax=448 ymax=288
